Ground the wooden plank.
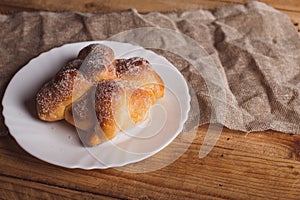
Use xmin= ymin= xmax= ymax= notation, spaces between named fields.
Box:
xmin=0 ymin=0 xmax=299 ymax=32
xmin=1 ymin=125 xmax=300 ymax=199
xmin=0 ymin=0 xmax=227 ymax=13
xmin=220 ymin=0 xmax=300 ymax=12
xmin=0 ymin=4 xmax=36 ymax=14
xmin=282 ymin=10 xmax=300 ymax=32
xmin=0 ymin=0 xmax=299 ymax=13
xmin=0 ymin=174 xmax=117 ymax=200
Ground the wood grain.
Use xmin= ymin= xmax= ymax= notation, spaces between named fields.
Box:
xmin=0 ymin=175 xmax=116 ymax=200
xmin=1 ymin=125 xmax=300 ymax=199
xmin=0 ymin=0 xmax=299 ymax=29
xmin=0 ymin=0 xmax=300 ymax=13
xmin=0 ymin=0 xmax=300 ymax=199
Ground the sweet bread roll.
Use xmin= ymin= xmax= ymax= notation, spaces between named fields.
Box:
xmin=78 ymin=44 xmax=116 ymax=82
xmin=36 ymin=65 xmax=92 ymax=121
xmin=36 ymin=44 xmax=115 ymax=121
xmin=65 ymin=79 xmax=155 ymax=146
xmin=77 ymin=44 xmax=114 ymax=61
xmin=114 ymin=57 xmax=164 ymax=98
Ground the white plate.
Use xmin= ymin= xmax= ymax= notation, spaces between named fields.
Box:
xmin=2 ymin=41 xmax=190 ymax=169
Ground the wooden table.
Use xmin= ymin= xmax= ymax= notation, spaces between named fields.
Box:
xmin=1 ymin=1 xmax=300 ymax=199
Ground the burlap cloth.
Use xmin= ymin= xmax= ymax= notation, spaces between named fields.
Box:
xmin=1 ymin=1 xmax=299 ymax=135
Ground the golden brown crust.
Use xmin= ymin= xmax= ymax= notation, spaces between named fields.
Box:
xmin=128 ymin=88 xmax=155 ymax=124
xmin=80 ymin=53 xmax=115 ymax=82
xmin=77 ymin=44 xmax=114 ymax=62
xmin=114 ymin=57 xmax=164 ymax=98
xmin=94 ymin=79 xmax=123 ymax=140
xmin=60 ymin=59 xmax=83 ymax=71
xmin=36 ymin=68 xmax=92 ymax=121
xmin=78 ymin=44 xmax=115 ymax=82
xmin=36 ymin=44 xmax=115 ymax=122
xmin=64 ymin=87 xmax=97 ymax=131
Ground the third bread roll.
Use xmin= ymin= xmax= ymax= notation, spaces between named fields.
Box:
xmin=65 ymin=79 xmax=155 ymax=146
